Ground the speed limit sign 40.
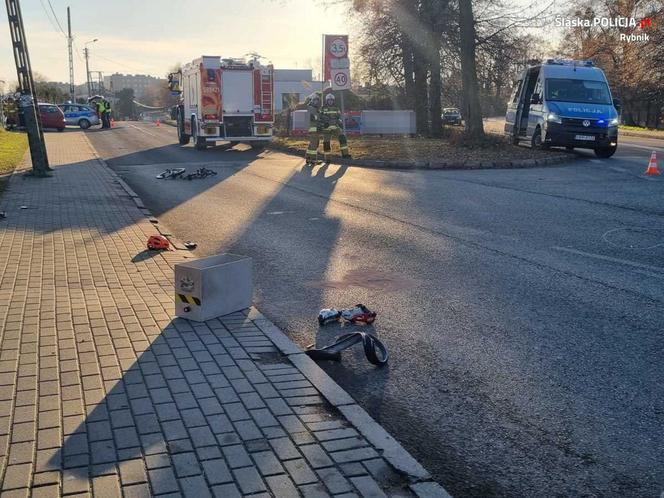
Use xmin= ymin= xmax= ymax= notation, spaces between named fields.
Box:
xmin=332 ymin=69 xmax=351 ymax=90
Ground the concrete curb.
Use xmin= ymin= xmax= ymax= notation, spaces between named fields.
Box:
xmin=82 ymin=132 xmax=192 ymax=253
xmin=250 ymin=309 xmax=451 ymax=496
xmin=85 ymin=131 xmax=452 ymax=497
xmin=620 ymin=130 xmax=664 ymax=141
xmin=267 ymin=142 xmax=577 ymax=171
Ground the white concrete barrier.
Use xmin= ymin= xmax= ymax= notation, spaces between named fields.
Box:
xmin=290 ymin=109 xmax=416 ymax=135
xmin=361 ymin=110 xmax=415 ymax=134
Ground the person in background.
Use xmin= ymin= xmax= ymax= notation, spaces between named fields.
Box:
xmin=320 ymin=93 xmax=351 ymax=161
xmin=102 ymin=99 xmax=112 ymax=129
xmin=304 ymin=91 xmax=322 ymax=164
xmin=95 ymin=99 xmax=105 ymax=128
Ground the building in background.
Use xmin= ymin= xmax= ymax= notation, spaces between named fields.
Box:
xmin=103 ymin=73 xmax=162 ymax=99
xmin=274 ymin=69 xmax=321 ymax=112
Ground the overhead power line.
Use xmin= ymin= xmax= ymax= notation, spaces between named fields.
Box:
xmin=94 ymin=54 xmax=145 ymax=73
xmin=72 ymin=41 xmax=85 ymax=64
xmin=46 ymin=0 xmax=67 ymax=37
xmin=38 ymin=0 xmax=65 ymax=37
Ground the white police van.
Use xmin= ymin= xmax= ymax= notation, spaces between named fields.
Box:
xmin=505 ymin=59 xmax=620 ymax=158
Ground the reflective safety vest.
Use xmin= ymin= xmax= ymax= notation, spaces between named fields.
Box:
xmin=103 ymin=101 xmax=111 ymax=113
xmin=321 ymin=106 xmax=342 ymax=130
xmin=2 ymin=100 xmax=17 ymax=114
xmin=308 ymin=105 xmax=319 ymax=123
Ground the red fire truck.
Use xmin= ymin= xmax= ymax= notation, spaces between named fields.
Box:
xmin=168 ymin=56 xmax=274 ymax=150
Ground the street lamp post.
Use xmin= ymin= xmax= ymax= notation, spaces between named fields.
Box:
xmin=84 ymin=38 xmax=98 ymax=97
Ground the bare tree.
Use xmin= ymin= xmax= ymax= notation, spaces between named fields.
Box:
xmin=459 ymin=0 xmax=483 ymax=137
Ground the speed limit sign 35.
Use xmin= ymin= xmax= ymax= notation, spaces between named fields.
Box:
xmin=329 ymin=38 xmax=348 ymax=58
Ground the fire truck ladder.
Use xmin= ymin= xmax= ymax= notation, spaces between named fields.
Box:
xmin=259 ymin=71 xmax=272 ymax=120
xmin=4 ymin=0 xmax=50 ymax=175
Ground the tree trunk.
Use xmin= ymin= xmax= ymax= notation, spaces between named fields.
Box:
xmin=413 ymin=50 xmax=429 ymax=135
xmin=458 ymin=0 xmax=484 ymax=138
xmin=401 ymin=38 xmax=415 ymax=110
xmin=426 ymin=0 xmax=446 ymax=138
xmin=429 ymin=41 xmax=443 ymax=137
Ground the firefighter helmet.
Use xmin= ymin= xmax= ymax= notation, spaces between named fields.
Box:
xmin=325 ymin=93 xmax=336 ymax=105
xmin=306 ymin=92 xmax=321 ymax=107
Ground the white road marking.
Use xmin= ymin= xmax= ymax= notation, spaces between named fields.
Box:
xmin=609 ymin=166 xmax=627 ymax=173
xmin=602 ymin=227 xmax=664 ymax=250
xmin=126 ymin=123 xmax=160 ymax=139
xmin=552 ymin=246 xmax=664 ymax=278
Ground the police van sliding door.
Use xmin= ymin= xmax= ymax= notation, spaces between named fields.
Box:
xmin=505 ymin=79 xmax=522 ymax=137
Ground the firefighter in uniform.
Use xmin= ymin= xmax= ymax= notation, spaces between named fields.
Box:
xmin=305 ymin=92 xmax=322 ymax=164
xmin=320 ymin=93 xmax=350 ymax=161
xmin=1 ymin=95 xmax=19 ymax=130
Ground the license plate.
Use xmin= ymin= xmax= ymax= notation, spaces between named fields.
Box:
xmin=256 ymin=125 xmax=268 ymax=135
xmin=575 ymin=134 xmax=595 ymax=141
xmin=206 ymin=127 xmax=216 ymax=134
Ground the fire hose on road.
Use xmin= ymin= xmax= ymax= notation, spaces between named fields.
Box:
xmin=306 ymin=332 xmax=389 ymax=366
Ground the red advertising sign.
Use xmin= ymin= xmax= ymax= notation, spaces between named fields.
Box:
xmin=323 ymin=35 xmax=349 ymax=82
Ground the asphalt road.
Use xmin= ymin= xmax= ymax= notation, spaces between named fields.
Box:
xmin=87 ymin=121 xmax=664 ymax=497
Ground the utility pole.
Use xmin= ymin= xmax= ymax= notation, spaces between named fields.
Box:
xmin=67 ymin=6 xmax=74 ymax=102
xmin=84 ymin=47 xmax=91 ymax=96
xmin=84 ymin=39 xmax=98 ymax=97
xmin=4 ymin=0 xmax=50 ymax=176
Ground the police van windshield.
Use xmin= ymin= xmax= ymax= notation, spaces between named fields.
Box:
xmin=545 ymin=79 xmax=611 ymax=104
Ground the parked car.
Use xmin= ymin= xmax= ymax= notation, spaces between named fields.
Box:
xmin=442 ymin=108 xmax=462 ymax=125
xmin=38 ymin=103 xmax=65 ymax=131
xmin=59 ymin=103 xmax=100 ymax=129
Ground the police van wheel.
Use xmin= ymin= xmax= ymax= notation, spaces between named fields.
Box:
xmin=531 ymin=127 xmax=547 ymax=150
xmin=594 ymin=145 xmax=617 ymax=159
xmin=78 ymin=119 xmax=91 ymax=130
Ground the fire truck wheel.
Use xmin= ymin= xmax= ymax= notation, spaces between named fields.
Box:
xmin=177 ymin=112 xmax=190 ymax=145
xmin=191 ymin=117 xmax=206 ymax=150
xmin=195 ymin=137 xmax=207 ymax=150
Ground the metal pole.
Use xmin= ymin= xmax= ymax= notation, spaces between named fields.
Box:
xmin=84 ymin=47 xmax=91 ymax=96
xmin=340 ymin=90 xmax=346 ymax=134
xmin=321 ymin=34 xmax=325 ymax=95
xmin=67 ymin=7 xmax=74 ymax=101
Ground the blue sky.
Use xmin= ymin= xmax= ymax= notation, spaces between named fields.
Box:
xmin=1 ymin=0 xmax=351 ymax=86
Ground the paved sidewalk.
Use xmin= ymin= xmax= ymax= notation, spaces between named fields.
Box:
xmin=0 ymin=130 xmax=448 ymax=497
